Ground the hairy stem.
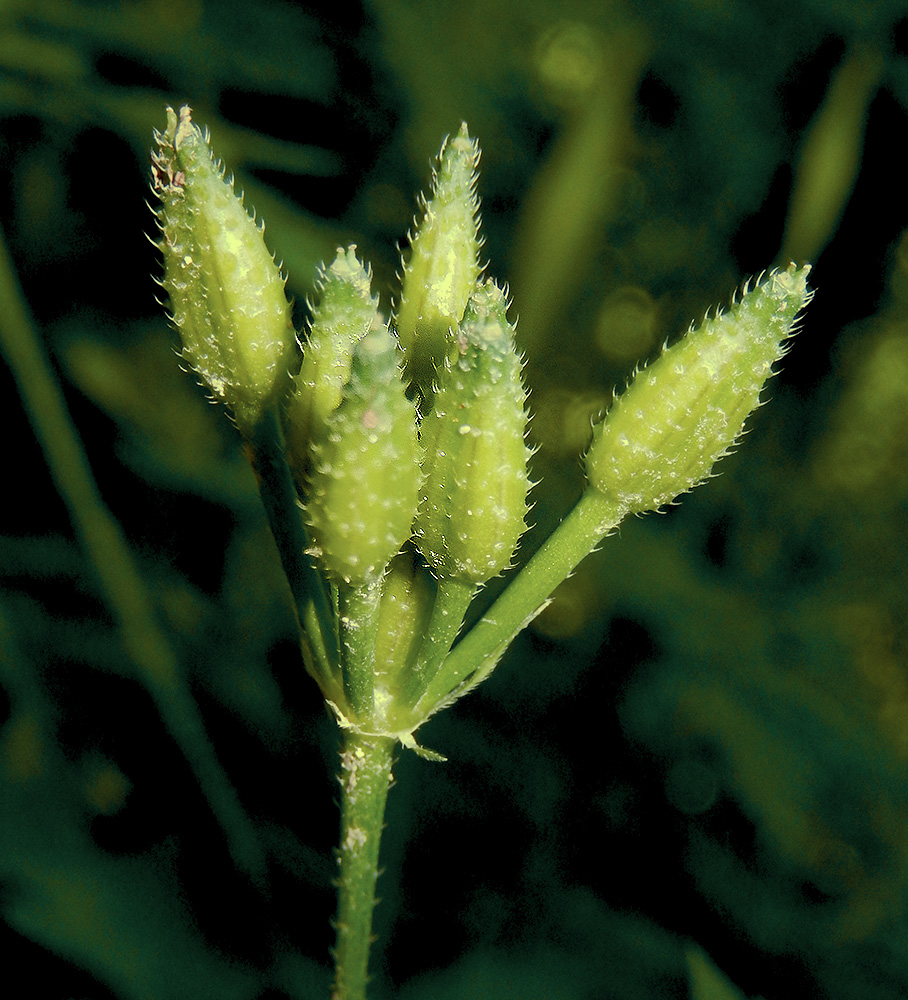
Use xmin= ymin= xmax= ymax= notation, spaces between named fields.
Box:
xmin=332 ymin=731 xmax=395 ymax=1000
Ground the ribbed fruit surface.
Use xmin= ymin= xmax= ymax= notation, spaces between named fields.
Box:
xmin=586 ymin=264 xmax=813 ymax=513
xmin=151 ymin=106 xmax=294 ymax=435
xmin=396 ymin=123 xmax=481 ymax=402
xmin=416 ymin=280 xmax=531 ymax=584
xmin=286 ymin=246 xmax=380 ymax=479
xmin=306 ymin=323 xmax=421 ymax=585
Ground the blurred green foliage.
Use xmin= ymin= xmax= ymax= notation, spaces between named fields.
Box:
xmin=3 ymin=0 xmax=908 ymax=998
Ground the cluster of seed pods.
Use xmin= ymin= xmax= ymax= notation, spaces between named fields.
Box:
xmin=152 ymin=106 xmax=811 ymax=734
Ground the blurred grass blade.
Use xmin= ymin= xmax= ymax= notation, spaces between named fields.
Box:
xmin=0 ymin=223 xmax=266 ymax=883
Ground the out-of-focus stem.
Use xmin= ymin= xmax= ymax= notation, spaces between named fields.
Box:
xmin=780 ymin=44 xmax=883 ymax=265
xmin=0 ymin=223 xmax=266 ymax=882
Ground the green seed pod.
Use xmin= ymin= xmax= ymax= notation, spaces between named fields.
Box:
xmin=306 ymin=323 xmax=421 ymax=585
xmin=151 ymin=106 xmax=295 ymax=436
xmin=396 ymin=123 xmax=481 ymax=404
xmin=371 ymin=549 xmax=437 ymax=724
xmin=285 ymin=246 xmax=380 ymax=481
xmin=586 ymin=264 xmax=813 ymax=514
xmin=416 ymin=280 xmax=531 ymax=584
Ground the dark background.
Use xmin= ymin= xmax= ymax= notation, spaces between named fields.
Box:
xmin=2 ymin=1 xmax=908 ymax=998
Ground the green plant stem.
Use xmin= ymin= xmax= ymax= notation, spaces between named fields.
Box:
xmin=332 ymin=730 xmax=395 ymax=1000
xmin=401 ymin=576 xmax=474 ymax=707
xmin=338 ymin=580 xmax=382 ymax=719
xmin=247 ymin=408 xmax=339 ymax=692
xmin=0 ymin=224 xmax=266 ymax=882
xmin=418 ymin=488 xmax=625 ymax=713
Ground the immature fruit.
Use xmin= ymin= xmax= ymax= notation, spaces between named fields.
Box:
xmin=371 ymin=550 xmax=436 ymax=722
xmin=306 ymin=323 xmax=421 ymax=585
xmin=396 ymin=123 xmax=481 ymax=405
xmin=151 ymin=106 xmax=295 ymax=436
xmin=586 ymin=263 xmax=813 ymax=514
xmin=416 ymin=280 xmax=531 ymax=584
xmin=285 ymin=246 xmax=380 ymax=481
